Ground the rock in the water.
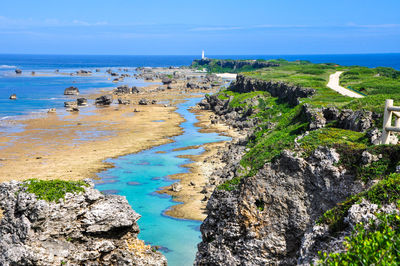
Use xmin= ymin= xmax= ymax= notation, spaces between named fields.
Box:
xmin=0 ymin=180 xmax=167 ymax=265
xmin=95 ymin=95 xmax=113 ymax=106
xmin=64 ymin=101 xmax=77 ymax=108
xmin=9 ymin=94 xmax=17 ymax=100
xmin=139 ymin=98 xmax=148 ymax=105
xmin=77 ymin=98 xmax=88 ymax=106
xmin=15 ymin=69 xmax=22 ymax=74
xmin=64 ymin=86 xmax=79 ymax=95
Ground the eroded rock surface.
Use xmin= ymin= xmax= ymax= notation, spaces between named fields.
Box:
xmin=196 ymin=148 xmax=366 ymax=265
xmin=0 ymin=180 xmax=166 ymax=266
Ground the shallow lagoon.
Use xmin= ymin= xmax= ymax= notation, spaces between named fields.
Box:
xmin=95 ymin=97 xmax=230 ymax=265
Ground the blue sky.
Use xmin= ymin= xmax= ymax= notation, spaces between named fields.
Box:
xmin=0 ymin=0 xmax=399 ymax=55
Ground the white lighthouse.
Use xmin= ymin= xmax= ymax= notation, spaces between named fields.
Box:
xmin=202 ymin=50 xmax=205 ymax=59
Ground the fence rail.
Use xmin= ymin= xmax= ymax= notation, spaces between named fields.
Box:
xmin=381 ymin=99 xmax=400 ymax=144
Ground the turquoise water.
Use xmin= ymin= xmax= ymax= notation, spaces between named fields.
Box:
xmin=95 ymin=97 xmax=230 ymax=265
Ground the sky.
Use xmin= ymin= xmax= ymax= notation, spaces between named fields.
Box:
xmin=0 ymin=0 xmax=399 ymax=55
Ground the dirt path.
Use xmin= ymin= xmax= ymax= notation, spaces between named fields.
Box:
xmin=327 ymin=71 xmax=364 ymax=98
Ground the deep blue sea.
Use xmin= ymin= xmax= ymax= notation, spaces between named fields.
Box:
xmin=1 ymin=53 xmax=399 ymax=265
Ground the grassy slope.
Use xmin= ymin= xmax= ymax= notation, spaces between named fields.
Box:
xmin=209 ymin=60 xmax=400 ymax=263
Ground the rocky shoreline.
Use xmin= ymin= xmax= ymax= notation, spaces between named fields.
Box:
xmin=192 ymin=77 xmax=399 ymax=265
xmin=0 ymin=179 xmax=167 ymax=265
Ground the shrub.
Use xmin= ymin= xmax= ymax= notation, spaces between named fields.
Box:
xmin=318 ymin=213 xmax=400 ymax=265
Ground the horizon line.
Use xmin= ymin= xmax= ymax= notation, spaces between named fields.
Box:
xmin=1 ymin=52 xmax=400 ymax=57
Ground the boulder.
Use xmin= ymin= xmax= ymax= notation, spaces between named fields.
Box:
xmin=76 ymin=70 xmax=92 ymax=76
xmin=95 ymin=95 xmax=113 ymax=106
xmin=139 ymin=98 xmax=148 ymax=105
xmin=171 ymin=183 xmax=183 ymax=192
xmin=64 ymin=101 xmax=77 ymax=108
xmin=118 ymin=98 xmax=131 ymax=105
xmin=64 ymin=86 xmax=79 ymax=95
xmin=151 ymin=100 xmax=157 ymax=104
xmin=15 ymin=69 xmax=22 ymax=74
xmin=9 ymin=94 xmax=17 ymax=100
xmin=132 ymin=86 xmax=140 ymax=94
xmin=115 ymin=85 xmax=131 ymax=94
xmin=161 ymin=77 xmax=173 ymax=85
xmin=77 ymin=98 xmax=88 ymax=106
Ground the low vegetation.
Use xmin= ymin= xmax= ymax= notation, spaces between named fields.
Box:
xmin=318 ymin=212 xmax=400 ymax=265
xmin=21 ymin=179 xmax=88 ymax=202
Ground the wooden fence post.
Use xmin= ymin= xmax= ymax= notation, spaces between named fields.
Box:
xmin=381 ymin=99 xmax=393 ymax=144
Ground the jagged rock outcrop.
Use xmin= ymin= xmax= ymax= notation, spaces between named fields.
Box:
xmin=301 ymin=104 xmax=379 ymax=133
xmin=196 ymin=147 xmax=366 ymax=265
xmin=198 ymin=94 xmax=259 ymax=130
xmin=0 ymin=180 xmax=167 ymax=266
xmin=231 ymin=74 xmax=315 ymax=106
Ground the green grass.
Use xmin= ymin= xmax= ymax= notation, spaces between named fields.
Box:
xmin=340 ymin=66 xmax=400 ymax=95
xmin=298 ymin=128 xmax=368 ymax=156
xmin=21 ymin=179 xmax=88 ymax=202
xmin=216 ymin=89 xmax=270 ymax=109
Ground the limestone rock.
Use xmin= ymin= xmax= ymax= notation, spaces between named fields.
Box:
xmin=95 ymin=95 xmax=113 ymax=106
xmin=0 ymin=180 xmax=167 ymax=266
xmin=64 ymin=86 xmax=79 ymax=96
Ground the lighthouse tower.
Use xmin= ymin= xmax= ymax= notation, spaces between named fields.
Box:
xmin=202 ymin=50 xmax=205 ymax=59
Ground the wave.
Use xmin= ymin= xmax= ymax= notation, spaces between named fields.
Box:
xmin=0 ymin=65 xmax=17 ymax=69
